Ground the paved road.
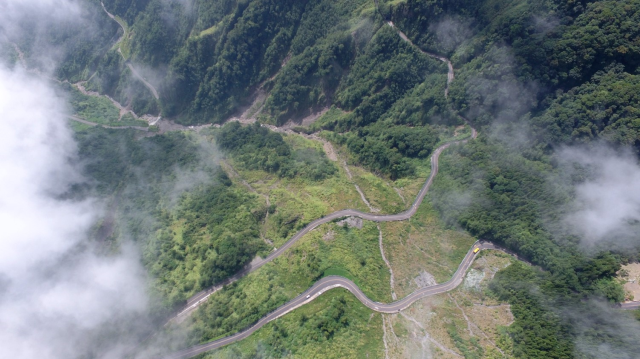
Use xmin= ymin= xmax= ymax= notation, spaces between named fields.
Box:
xmin=168 ymin=16 xmax=478 ymax=323
xmin=620 ymin=302 xmax=640 ymax=310
xmin=163 ymin=236 xmax=636 ymax=359
xmin=67 ymin=115 xmax=149 ymax=131
xmin=152 ymin=18 xmax=634 ymax=358
xmin=386 ymin=21 xmax=454 ymax=98
xmin=164 ymin=242 xmax=496 ymax=359
xmin=126 ymin=63 xmax=160 ymax=99
xmin=101 ymin=2 xmax=160 ymax=100
xmin=162 ymin=118 xmax=480 ymax=357
xmin=169 ymin=129 xmax=478 ymax=321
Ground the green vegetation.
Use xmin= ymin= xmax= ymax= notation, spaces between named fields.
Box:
xmin=381 ymin=73 xmax=454 ymax=126
xmin=334 ymin=26 xmax=444 ymax=127
xmin=185 ymin=221 xmax=391 ymax=348
xmin=347 ymin=165 xmax=405 ymax=214
xmin=168 ymin=0 xmax=307 ymax=122
xmin=73 ymin=128 xmax=266 ymax=308
xmin=217 ymin=122 xmax=337 ymax=181
xmin=63 ymin=83 xmax=148 ymax=127
xmin=111 ymin=14 xmax=131 ymax=58
xmin=120 ymin=113 xmax=149 ymax=127
xmin=219 ymin=130 xmax=372 ymax=248
xmin=92 ymin=0 xmax=456 ymax=181
xmin=532 ymin=64 xmax=640 ymax=151
xmin=202 ymin=289 xmax=383 ymax=359
xmin=68 ymin=120 xmax=94 ymax=132
xmin=448 ymin=323 xmax=485 ymax=359
xmin=40 ymin=0 xmax=640 ymax=356
xmin=329 ymin=123 xmax=439 ymax=179
xmin=489 ymin=263 xmax=574 ymax=358
xmin=378 ymin=0 xmax=640 ymax=356
xmin=86 ymin=56 xmax=161 ymax=116
xmin=69 ymin=87 xmax=119 ymax=124
xmin=73 ymin=124 xmax=392 ymax=317
xmin=74 ymin=127 xmax=199 ymax=193
xmin=430 ymin=136 xmax=636 ymax=356
xmin=145 ymin=174 xmax=266 ymax=304
xmin=262 ymin=31 xmax=354 ymax=124
xmin=528 ymin=0 xmax=640 ymax=88
xmin=127 ymin=0 xmax=193 ymax=67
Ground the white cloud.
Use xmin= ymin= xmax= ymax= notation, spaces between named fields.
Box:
xmin=561 ymin=299 xmax=640 ymax=358
xmin=429 ymin=16 xmax=473 ymax=53
xmin=0 ymin=63 xmax=147 ymax=359
xmin=559 ymin=144 xmax=640 ymax=249
xmin=0 ymin=0 xmax=83 ymax=46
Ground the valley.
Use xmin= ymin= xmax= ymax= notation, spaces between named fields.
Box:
xmin=2 ymin=0 xmax=639 ymax=358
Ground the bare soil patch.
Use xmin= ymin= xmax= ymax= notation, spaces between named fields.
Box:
xmin=620 ymin=263 xmax=640 ymax=301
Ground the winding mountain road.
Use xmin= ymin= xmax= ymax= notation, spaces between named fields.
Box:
xmin=169 ymin=12 xmax=479 ymax=324
xmin=168 ymin=130 xmax=476 ymax=323
xmin=126 ymin=63 xmax=160 ymax=99
xmin=163 ymin=99 xmax=480 ymax=358
xmin=158 ymin=18 xmax=485 ymax=358
xmin=155 ymin=16 xmax=638 ymax=359
xmin=165 ymin=242 xmax=499 ymax=359
xmin=386 ymin=21 xmax=454 ymax=98
xmin=101 ymin=2 xmax=161 ymax=109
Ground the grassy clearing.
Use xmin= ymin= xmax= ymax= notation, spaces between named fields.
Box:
xmin=312 ymin=109 xmax=442 ymax=213
xmin=112 ymin=15 xmax=132 ymax=59
xmin=320 ymin=134 xmax=428 ymax=214
xmin=202 ymin=288 xmax=384 ymax=359
xmin=308 ymin=106 xmax=353 ymax=133
xmin=348 ymin=165 xmax=405 ymax=213
xmin=382 ymin=0 xmax=409 ymax=7
xmin=66 ymin=85 xmax=148 ymax=127
xmin=165 ymin=129 xmax=512 ymax=355
xmin=434 ymin=123 xmax=473 ymax=147
xmin=71 ymin=89 xmax=119 ymax=124
xmin=68 ymin=120 xmax=95 ymax=132
xmin=226 ymin=133 xmax=368 ymax=247
xmin=197 ymin=21 xmax=223 ymax=39
xmin=380 ymin=198 xmax=476 ymax=298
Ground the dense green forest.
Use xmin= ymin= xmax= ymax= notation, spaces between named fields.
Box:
xmin=217 ymin=122 xmax=337 ymax=180
xmin=21 ymin=0 xmax=640 ymax=356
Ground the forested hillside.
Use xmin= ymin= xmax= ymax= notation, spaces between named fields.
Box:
xmin=12 ymin=0 xmax=640 ymax=357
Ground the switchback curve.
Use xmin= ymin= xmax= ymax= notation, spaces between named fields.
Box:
xmin=101 ymin=2 xmax=161 ymax=101
xmin=164 ymin=242 xmax=501 ymax=359
xmin=151 ymin=13 xmax=639 ymax=358
xmin=168 ymin=128 xmax=477 ymax=323
xmin=159 ymin=18 xmax=491 ymax=358
xmin=152 ymin=16 xmax=638 ymax=358
xmin=167 ymin=15 xmax=476 ymax=324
